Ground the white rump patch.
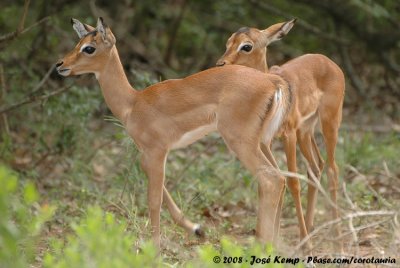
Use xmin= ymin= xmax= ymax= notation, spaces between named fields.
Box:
xmin=263 ymin=87 xmax=286 ymax=143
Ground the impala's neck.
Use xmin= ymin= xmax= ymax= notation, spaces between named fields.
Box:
xmin=97 ymin=46 xmax=136 ymax=124
xmin=253 ymin=46 xmax=268 ymax=73
xmin=263 ymin=60 xmax=268 ymax=73
xmin=263 ymin=48 xmax=269 ymax=73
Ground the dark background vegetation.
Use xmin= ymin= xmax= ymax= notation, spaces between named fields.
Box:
xmin=0 ymin=0 xmax=399 ymax=267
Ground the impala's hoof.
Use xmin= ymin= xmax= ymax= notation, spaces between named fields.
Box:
xmin=193 ymin=224 xmax=205 ymax=238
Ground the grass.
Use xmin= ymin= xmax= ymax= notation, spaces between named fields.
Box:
xmin=48 ymin=126 xmax=399 ymax=262
xmin=1 ymin=81 xmax=399 ymax=266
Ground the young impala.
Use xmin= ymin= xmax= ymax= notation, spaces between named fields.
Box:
xmin=217 ymin=19 xmax=345 ymax=251
xmin=57 ymin=18 xmax=293 ymax=250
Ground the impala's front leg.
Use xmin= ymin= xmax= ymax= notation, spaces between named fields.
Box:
xmin=141 ymin=149 xmax=168 ymax=250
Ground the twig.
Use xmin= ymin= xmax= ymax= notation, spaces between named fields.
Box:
xmin=382 ymin=161 xmax=391 ymax=178
xmin=291 ymin=210 xmax=397 ymax=256
xmin=0 ymin=0 xmax=30 ymax=44
xmin=20 ymin=16 xmax=51 ymax=38
xmin=338 ymin=44 xmax=367 ymax=99
xmin=279 ymin=168 xmax=342 ymax=213
xmin=89 ymin=0 xmax=107 ymax=20
xmin=0 ymin=15 xmax=50 ymax=44
xmin=164 ymin=0 xmax=188 ymax=66
xmin=0 ymin=64 xmax=10 ymax=134
xmin=0 ymin=84 xmax=73 ymax=114
xmin=346 ymin=164 xmax=394 ymax=209
xmin=28 ymin=64 xmax=55 ymax=96
xmin=348 ymin=216 xmax=358 ymax=248
xmin=339 ymin=218 xmax=391 ymax=240
xmin=382 ymin=51 xmax=400 ymax=73
xmin=342 ymin=181 xmax=357 ymax=210
xmin=107 ymin=200 xmax=128 ymax=217
xmin=169 ymin=139 xmax=219 ymax=192
xmin=85 ymin=140 xmax=115 ymax=163
xmin=18 ymin=0 xmax=30 ymax=31
xmin=365 ymin=183 xmax=394 ymax=209
xmin=341 ymin=123 xmax=400 ymax=133
xmin=249 ymin=0 xmax=349 ymax=45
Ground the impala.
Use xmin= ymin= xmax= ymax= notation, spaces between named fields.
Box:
xmin=57 ymin=18 xmax=293 ymax=250
xmin=217 ymin=19 xmax=345 ymax=251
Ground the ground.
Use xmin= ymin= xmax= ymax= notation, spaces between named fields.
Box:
xmin=11 ymin=109 xmax=400 ymax=267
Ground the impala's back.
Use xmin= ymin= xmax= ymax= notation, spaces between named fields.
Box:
xmin=55 ymin=17 xmax=299 ymax=251
xmin=136 ymin=65 xmax=289 ymax=147
xmin=217 ymin=19 xmax=345 ymax=253
xmin=217 ymin=19 xmax=344 ymax=127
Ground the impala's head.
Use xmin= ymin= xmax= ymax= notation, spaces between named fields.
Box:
xmin=56 ymin=17 xmax=116 ymax=77
xmin=216 ymin=19 xmax=296 ymax=72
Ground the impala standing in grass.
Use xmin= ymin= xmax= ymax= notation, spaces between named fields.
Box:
xmin=57 ymin=17 xmax=296 ymax=251
xmin=217 ymin=19 xmax=345 ymax=251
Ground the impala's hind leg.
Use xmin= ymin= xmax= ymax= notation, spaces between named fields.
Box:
xmin=319 ymin=98 xmax=343 ymax=253
xmin=260 ymin=142 xmax=285 ymax=242
xmin=298 ymin=129 xmax=322 ymax=233
xmin=225 ymin=139 xmax=284 ymax=243
xmin=163 ymin=186 xmax=204 ymax=236
xmin=282 ymin=131 xmax=311 ymax=252
xmin=311 ymin=135 xmax=324 ymax=172
xmin=320 ymin=120 xmax=342 ymax=252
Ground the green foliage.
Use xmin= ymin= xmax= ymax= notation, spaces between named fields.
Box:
xmin=43 ymin=210 xmax=302 ymax=268
xmin=44 ymin=206 xmax=162 ymax=268
xmin=0 ymin=1 xmax=399 ymax=267
xmin=343 ymin=132 xmax=400 ymax=171
xmin=0 ymin=166 xmax=55 ymax=268
xmin=0 ymin=132 xmax=13 ymax=161
xmin=350 ymin=0 xmax=390 ymax=18
xmin=188 ymin=237 xmax=302 ymax=268
xmin=45 ymin=85 xmax=101 ymax=122
xmin=166 ymin=137 xmax=255 ymax=202
xmin=131 ymin=70 xmax=159 ymax=89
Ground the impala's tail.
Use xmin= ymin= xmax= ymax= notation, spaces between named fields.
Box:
xmin=261 ymin=76 xmax=291 ymax=144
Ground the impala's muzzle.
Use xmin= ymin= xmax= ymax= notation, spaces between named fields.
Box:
xmin=216 ymin=59 xmax=228 ymax=67
xmin=56 ymin=60 xmax=71 ymax=76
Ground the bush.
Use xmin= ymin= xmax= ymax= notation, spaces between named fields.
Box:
xmin=43 ymin=205 xmax=300 ymax=268
xmin=43 ymin=206 xmax=163 ymax=268
xmin=0 ymin=166 xmax=54 ymax=268
xmin=188 ymin=238 xmax=296 ymax=268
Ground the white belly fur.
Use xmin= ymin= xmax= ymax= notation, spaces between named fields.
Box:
xmin=171 ymin=123 xmax=217 ymax=149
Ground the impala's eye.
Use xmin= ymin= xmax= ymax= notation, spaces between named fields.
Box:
xmin=82 ymin=46 xmax=96 ymax=54
xmin=240 ymin=44 xmax=252 ymax=52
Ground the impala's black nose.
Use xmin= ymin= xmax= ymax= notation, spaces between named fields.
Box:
xmin=56 ymin=61 xmax=63 ymax=68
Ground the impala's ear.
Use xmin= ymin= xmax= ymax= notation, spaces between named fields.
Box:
xmin=83 ymin=23 xmax=95 ymax=32
xmin=261 ymin=18 xmax=297 ymax=46
xmin=96 ymin=17 xmax=107 ymax=40
xmin=71 ymin=18 xmax=89 ymax=38
xmin=96 ymin=17 xmax=115 ymax=46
